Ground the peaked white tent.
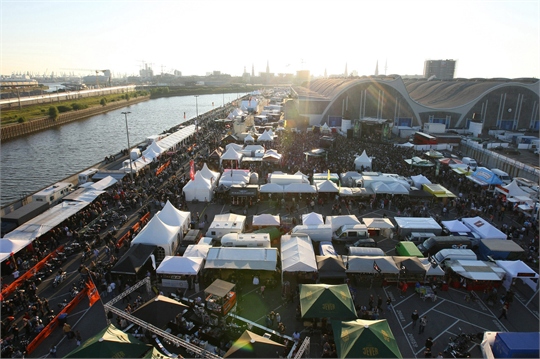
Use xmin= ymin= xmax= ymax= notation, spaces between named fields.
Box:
xmin=220 ymin=146 xmax=243 ymax=165
xmin=227 ymin=108 xmax=244 ymax=119
xmin=0 ymin=238 xmax=31 ymax=262
xmin=281 ymin=235 xmax=317 ymax=277
xmin=226 ymin=143 xmax=243 ymax=152
xmin=302 ymin=212 xmax=324 ymax=225
xmin=259 ymin=183 xmax=284 ymax=193
xmin=316 ymin=180 xmax=339 ymax=193
xmin=257 ymin=130 xmax=273 ymax=142
xmin=155 ymin=200 xmax=191 ymax=232
xmin=199 ymin=163 xmax=220 ymax=184
xmin=183 ymin=244 xmax=211 ymax=258
xmin=496 ymin=180 xmax=530 ymax=198
xmin=294 ymin=171 xmax=310 ymax=182
xmin=145 ymin=141 xmax=165 ymax=157
xmin=371 ymin=181 xmax=392 ymax=194
xmin=157 ymin=256 xmax=204 ymax=275
xmin=387 ymin=182 xmax=410 ymax=195
xmin=205 ymin=248 xmax=278 ymax=271
xmin=411 ymin=174 xmax=432 ymax=189
xmin=182 ymin=172 xmax=213 ymax=202
xmin=284 ymin=183 xmax=316 ymax=193
xmin=461 ymin=216 xmax=507 ymax=240
xmin=252 ymin=214 xmax=280 ymax=227
xmin=340 ymin=171 xmax=363 ymax=187
xmin=131 ymin=216 xmax=180 ymax=259
xmin=326 ymin=215 xmax=361 ymax=232
xmin=244 ymin=133 xmax=255 ymax=143
xmin=354 ymin=150 xmax=372 ymax=170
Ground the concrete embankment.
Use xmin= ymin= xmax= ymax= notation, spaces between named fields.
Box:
xmin=0 ymin=96 xmax=150 ymax=141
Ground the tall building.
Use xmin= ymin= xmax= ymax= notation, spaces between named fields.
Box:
xmin=423 ymin=59 xmax=456 ymax=80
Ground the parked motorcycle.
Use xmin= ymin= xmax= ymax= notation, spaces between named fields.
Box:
xmin=52 ymin=271 xmax=67 ymax=288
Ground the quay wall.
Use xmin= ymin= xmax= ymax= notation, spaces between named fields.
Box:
xmin=0 ymin=96 xmax=150 ymax=141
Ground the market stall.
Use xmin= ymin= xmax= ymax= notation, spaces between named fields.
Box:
xmin=362 ymin=217 xmax=395 ymax=237
xmin=495 ymin=260 xmax=539 ymax=291
xmin=156 ymin=256 xmax=204 ymax=288
xmin=204 ymin=279 xmax=237 ymax=316
xmin=446 ymin=259 xmax=506 ymax=291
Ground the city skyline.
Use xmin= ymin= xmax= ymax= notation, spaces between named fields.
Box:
xmin=1 ymin=0 xmax=539 ymax=79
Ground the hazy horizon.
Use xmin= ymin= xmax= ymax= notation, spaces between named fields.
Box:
xmin=2 ymin=0 xmax=539 ymax=79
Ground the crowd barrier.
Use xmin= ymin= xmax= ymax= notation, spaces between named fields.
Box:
xmin=155 ymin=159 xmax=171 ymax=176
xmin=0 ymin=245 xmax=65 ymax=300
xmin=115 ymin=212 xmax=150 ymax=249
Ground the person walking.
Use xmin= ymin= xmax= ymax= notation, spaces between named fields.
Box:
xmin=498 ymin=303 xmax=508 ymax=319
xmin=377 ymin=295 xmax=383 ymax=313
xmin=425 ymin=337 xmax=434 ymax=351
xmin=419 ymin=315 xmax=428 ymax=334
xmin=411 ymin=310 xmax=419 ymax=328
xmin=63 ymin=322 xmax=72 ymax=339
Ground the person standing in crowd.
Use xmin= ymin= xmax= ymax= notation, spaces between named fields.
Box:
xmin=411 ymin=310 xmax=419 ymax=328
xmin=419 ymin=315 xmax=428 ymax=334
xmin=498 ymin=303 xmax=508 ymax=319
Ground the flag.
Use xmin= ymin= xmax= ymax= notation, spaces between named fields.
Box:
xmin=189 ymin=160 xmax=195 ymax=181
xmin=86 ymin=280 xmax=100 ymax=307
xmin=327 ymin=169 xmax=330 ymax=180
xmin=373 ymin=261 xmax=381 ymax=273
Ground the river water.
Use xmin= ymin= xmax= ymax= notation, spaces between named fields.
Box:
xmin=0 ymin=93 xmax=246 ymax=207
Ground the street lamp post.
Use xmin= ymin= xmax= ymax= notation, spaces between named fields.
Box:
xmin=121 ymin=111 xmax=134 ymax=182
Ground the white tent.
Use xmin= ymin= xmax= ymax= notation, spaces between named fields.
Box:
xmin=495 ymin=260 xmax=539 ymax=291
xmin=156 ymin=256 xmax=204 ymax=275
xmin=340 ymin=171 xmax=363 ymax=187
xmin=325 ymin=215 xmax=361 ymax=232
xmin=252 ymin=214 xmax=280 ymax=227
xmin=205 ymin=247 xmax=278 ymax=271
xmin=257 ymin=130 xmax=273 ymax=142
xmin=182 ymin=172 xmax=213 ymax=202
xmin=284 ymin=183 xmax=317 ymax=193
xmin=244 ymin=134 xmax=255 ymax=143
xmin=220 ymin=146 xmax=243 ymax=165
xmin=446 ymin=259 xmax=506 ymax=281
xmin=316 ymin=180 xmax=339 ymax=193
xmin=226 ymin=142 xmax=243 ymax=152
xmin=281 ymin=235 xmax=317 ymax=274
xmin=155 ymin=200 xmax=191 ymax=233
xmin=354 ymin=150 xmax=372 ymax=170
xmin=262 ymin=149 xmax=282 ymax=162
xmin=441 ymin=220 xmax=471 ymax=233
xmin=387 ymin=182 xmax=410 ymax=195
xmin=259 ymin=183 xmax=284 ymax=193
xmin=343 ymin=256 xmax=400 ymax=274
xmin=339 ymin=187 xmax=372 ymax=196
xmin=294 ymin=171 xmax=310 ymax=182
xmin=183 ymin=244 xmax=211 ymax=258
xmin=218 ymin=170 xmax=250 ymax=187
xmin=87 ymin=176 xmax=118 ymax=191
xmin=199 ymin=163 xmax=220 ymax=184
xmin=227 ymin=108 xmax=244 ymax=120
xmin=131 ymin=216 xmax=180 ymax=258
xmin=302 ymin=212 xmax=324 ymax=225
xmin=411 ymin=174 xmax=432 ymax=189
xmin=496 ymin=180 xmax=530 ymax=198
xmin=418 ymin=258 xmax=445 ymax=276
xmin=371 ymin=181 xmax=393 ymax=194
xmin=362 ymin=217 xmax=395 ymax=237
xmin=461 ymin=216 xmax=507 ymax=240
xmin=0 ymin=238 xmax=31 ymax=262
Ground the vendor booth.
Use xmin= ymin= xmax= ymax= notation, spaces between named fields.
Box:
xmin=392 ymin=256 xmax=427 ymax=284
xmin=183 ymin=244 xmax=211 ymax=258
xmin=156 ymin=200 xmax=191 ymax=233
xmin=281 ymin=234 xmax=318 ymax=284
xmin=204 ymin=279 xmax=237 ymax=316
xmin=495 ymin=260 xmax=539 ymax=291
xmin=131 ymin=216 xmax=181 ymax=261
xmin=205 ymin=247 xmax=278 ymax=271
xmin=326 ymin=215 xmax=361 ymax=232
xmin=302 ymin=212 xmax=324 ymax=225
xmin=362 ymin=217 xmax=395 ymax=237
xmin=316 ymin=255 xmax=347 ymax=284
xmin=467 ymin=167 xmax=503 ymax=187
xmin=422 ymin=183 xmax=456 ymax=203
xmin=299 ymin=284 xmax=357 ymax=319
xmin=446 ymin=259 xmax=506 ymax=291
xmin=252 ymin=214 xmax=280 ymax=228
xmin=110 ymin=243 xmax=156 ymax=277
xmin=156 ymin=256 xmax=204 ymax=288
xmin=461 ymin=216 xmax=507 ymax=240
xmin=354 ymin=150 xmax=372 ymax=171
xmin=182 ymin=172 xmax=213 ymax=202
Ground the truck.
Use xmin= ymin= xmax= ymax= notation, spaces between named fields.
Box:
xmin=432 ymin=248 xmax=477 ymax=268
xmin=332 ymin=224 xmax=369 ymax=243
xmin=417 ymin=236 xmax=472 ymax=256
xmin=394 ymin=217 xmax=442 ymax=239
xmin=291 ymin=224 xmax=333 ymax=242
xmin=220 ymin=233 xmax=271 ymax=248
xmin=477 ymin=239 xmax=525 ymax=261
xmin=32 ymin=182 xmax=74 ymax=206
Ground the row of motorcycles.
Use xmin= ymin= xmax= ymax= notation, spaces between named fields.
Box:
xmin=443 ymin=328 xmax=483 ymax=358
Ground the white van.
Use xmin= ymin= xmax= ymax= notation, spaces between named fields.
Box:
xmin=130 ymin=148 xmax=142 ymax=161
xmin=332 ymin=224 xmax=369 ymax=242
xmin=291 ymin=224 xmax=333 ymax=242
xmin=461 ymin=157 xmax=478 ymax=170
xmin=405 ymin=232 xmax=437 ymax=244
xmin=78 ymin=168 xmax=99 ymax=185
xmin=433 ymin=248 xmax=477 ymax=267
xmin=220 ymin=233 xmax=270 ymax=248
xmin=491 ymin=168 xmax=512 ymax=184
xmin=33 ymin=182 xmax=74 ymax=206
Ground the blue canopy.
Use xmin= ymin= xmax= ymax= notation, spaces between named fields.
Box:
xmin=467 ymin=167 xmax=503 ymax=186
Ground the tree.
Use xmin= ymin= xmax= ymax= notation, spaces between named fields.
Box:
xmin=49 ymin=106 xmax=59 ymax=120
xmin=100 ymin=98 xmax=107 ymax=106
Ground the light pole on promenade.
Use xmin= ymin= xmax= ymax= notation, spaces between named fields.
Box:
xmin=121 ymin=111 xmax=134 ymax=182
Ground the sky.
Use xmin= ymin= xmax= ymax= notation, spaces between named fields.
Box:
xmin=1 ymin=0 xmax=539 ymax=79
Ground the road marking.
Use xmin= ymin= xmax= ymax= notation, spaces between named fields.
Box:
xmin=383 ymin=287 xmax=417 ymax=356
xmin=415 ymin=319 xmax=460 ymax=355
xmin=430 ymin=309 xmax=492 ymax=331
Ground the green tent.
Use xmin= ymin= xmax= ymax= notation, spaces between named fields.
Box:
xmin=299 ymin=284 xmax=357 ymax=319
xmin=65 ymin=324 xmax=152 ymax=358
xmin=331 ymin=319 xmax=403 ymax=358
